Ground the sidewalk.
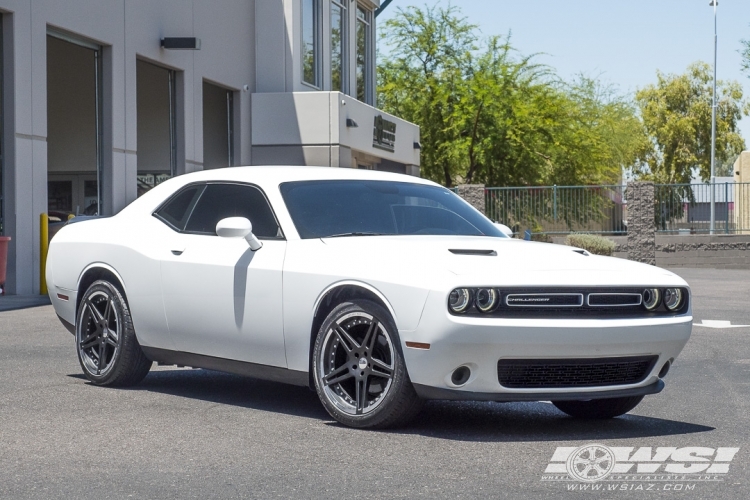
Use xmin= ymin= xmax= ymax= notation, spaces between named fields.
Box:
xmin=0 ymin=295 xmax=52 ymax=312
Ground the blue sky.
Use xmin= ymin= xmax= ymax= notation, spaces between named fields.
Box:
xmin=378 ymin=0 xmax=750 ymax=146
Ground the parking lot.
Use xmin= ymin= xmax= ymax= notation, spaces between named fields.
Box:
xmin=1 ymin=267 xmax=749 ymax=499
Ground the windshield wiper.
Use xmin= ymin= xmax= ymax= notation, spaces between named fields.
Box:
xmin=324 ymin=232 xmax=387 ymax=238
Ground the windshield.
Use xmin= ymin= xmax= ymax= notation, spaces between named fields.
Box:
xmin=279 ymin=180 xmax=505 ymax=239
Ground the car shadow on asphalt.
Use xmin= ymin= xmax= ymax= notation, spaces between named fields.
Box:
xmin=69 ymin=368 xmax=330 ymax=420
xmin=400 ymin=400 xmax=714 ymax=442
xmin=68 ymin=369 xmax=714 ymax=441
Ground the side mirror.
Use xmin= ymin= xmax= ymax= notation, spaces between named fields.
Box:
xmin=216 ymin=217 xmax=263 ymax=251
xmin=494 ymin=222 xmax=513 ymax=237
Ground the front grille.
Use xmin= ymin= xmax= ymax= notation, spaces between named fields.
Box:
xmin=587 ymin=293 xmax=642 ymax=307
xmin=497 ymin=356 xmax=658 ymax=389
xmin=506 ymin=293 xmax=583 ymax=307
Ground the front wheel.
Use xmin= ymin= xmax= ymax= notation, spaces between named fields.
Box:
xmin=312 ymin=300 xmax=422 ymax=429
xmin=76 ymin=280 xmax=152 ymax=387
xmin=552 ymin=396 xmax=644 ymax=419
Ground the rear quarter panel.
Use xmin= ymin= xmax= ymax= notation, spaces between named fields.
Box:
xmin=47 ymin=216 xmax=173 ymax=349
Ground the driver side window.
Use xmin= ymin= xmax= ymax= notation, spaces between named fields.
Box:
xmin=183 ymin=183 xmax=283 ymax=239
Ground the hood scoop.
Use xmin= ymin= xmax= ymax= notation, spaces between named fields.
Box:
xmin=449 ymin=249 xmax=497 ymax=256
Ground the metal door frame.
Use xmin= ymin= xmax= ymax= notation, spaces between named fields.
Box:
xmin=47 ymin=29 xmax=103 ymax=215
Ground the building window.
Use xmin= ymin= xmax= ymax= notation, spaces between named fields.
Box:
xmin=355 ymin=5 xmax=371 ymax=103
xmin=330 ymin=0 xmax=347 ymax=92
xmin=302 ymin=0 xmax=319 ymax=87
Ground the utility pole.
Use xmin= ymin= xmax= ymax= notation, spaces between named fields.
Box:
xmin=709 ymin=0 xmax=718 ymax=234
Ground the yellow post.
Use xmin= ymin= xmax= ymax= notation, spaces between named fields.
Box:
xmin=40 ymin=213 xmax=49 ymax=295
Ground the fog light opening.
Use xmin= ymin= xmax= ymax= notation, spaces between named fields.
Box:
xmin=658 ymin=360 xmax=671 ymax=379
xmin=451 ymin=366 xmax=471 ymax=386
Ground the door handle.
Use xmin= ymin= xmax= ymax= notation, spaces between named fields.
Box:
xmin=171 ymin=248 xmax=185 ymax=256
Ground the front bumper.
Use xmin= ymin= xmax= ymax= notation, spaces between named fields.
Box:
xmin=413 ymin=379 xmax=665 ymax=402
xmin=400 ymin=294 xmax=692 ymax=400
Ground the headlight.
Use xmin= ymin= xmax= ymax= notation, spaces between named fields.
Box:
xmin=475 ymin=288 xmax=498 ymax=313
xmin=448 ymin=288 xmax=472 ymax=313
xmin=642 ymin=288 xmax=660 ymax=310
xmin=663 ymin=288 xmax=683 ymax=311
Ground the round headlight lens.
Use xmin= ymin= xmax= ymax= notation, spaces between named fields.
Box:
xmin=643 ymin=288 xmax=660 ymax=310
xmin=448 ymin=288 xmax=472 ymax=313
xmin=475 ymin=288 xmax=498 ymax=313
xmin=664 ymin=288 xmax=683 ymax=311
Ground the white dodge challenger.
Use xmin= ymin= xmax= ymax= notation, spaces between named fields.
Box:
xmin=46 ymin=166 xmax=692 ymax=428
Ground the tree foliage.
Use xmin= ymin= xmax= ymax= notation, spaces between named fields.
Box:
xmin=633 ymin=62 xmax=748 ymax=184
xmin=377 ymin=5 xmax=476 ymax=187
xmin=378 ymin=5 xmax=646 ymax=187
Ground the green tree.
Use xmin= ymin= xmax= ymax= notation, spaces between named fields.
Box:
xmin=377 ymin=4 xmax=476 ymax=187
xmin=378 ymin=5 xmax=646 ymax=188
xmin=715 ymin=144 xmax=742 ymax=177
xmin=453 ymin=51 xmax=643 ymax=187
xmin=450 ymin=35 xmax=559 ymax=186
xmin=634 ymin=62 xmax=748 ymax=184
xmin=551 ymin=77 xmax=649 ymax=186
xmin=742 ymin=33 xmax=750 ymax=77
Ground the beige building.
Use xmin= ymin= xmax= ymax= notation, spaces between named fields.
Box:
xmin=733 ymin=151 xmax=750 ymax=234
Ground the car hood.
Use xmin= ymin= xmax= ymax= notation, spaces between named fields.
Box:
xmin=320 ymin=235 xmax=687 ymax=288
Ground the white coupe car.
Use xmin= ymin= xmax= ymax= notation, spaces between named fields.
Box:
xmin=46 ymin=166 xmax=692 ymax=428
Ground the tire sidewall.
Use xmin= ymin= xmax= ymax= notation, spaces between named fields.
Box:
xmin=312 ymin=299 xmax=411 ymax=428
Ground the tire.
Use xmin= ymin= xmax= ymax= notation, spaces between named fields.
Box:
xmin=312 ymin=300 xmax=423 ymax=429
xmin=552 ymin=396 xmax=644 ymax=419
xmin=76 ymin=280 xmax=152 ymax=387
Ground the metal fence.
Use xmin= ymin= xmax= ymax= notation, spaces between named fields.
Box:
xmin=479 ymin=182 xmax=750 ymax=235
xmin=655 ymin=182 xmax=750 ymax=234
xmin=485 ymin=185 xmax=626 ymax=235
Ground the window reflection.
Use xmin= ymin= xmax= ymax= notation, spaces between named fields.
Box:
xmin=302 ymin=0 xmax=318 ymax=86
xmin=356 ymin=6 xmax=370 ymax=102
xmin=331 ymin=0 xmax=346 ymax=92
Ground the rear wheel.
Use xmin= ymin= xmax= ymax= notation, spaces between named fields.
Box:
xmin=312 ymin=300 xmax=422 ymax=429
xmin=552 ymin=396 xmax=644 ymax=419
xmin=76 ymin=280 xmax=152 ymax=386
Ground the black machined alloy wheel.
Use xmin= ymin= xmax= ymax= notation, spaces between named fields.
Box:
xmin=78 ymin=289 xmax=120 ymax=377
xmin=76 ymin=280 xmax=152 ymax=387
xmin=320 ymin=311 xmax=394 ymax=415
xmin=313 ymin=300 xmax=422 ymax=429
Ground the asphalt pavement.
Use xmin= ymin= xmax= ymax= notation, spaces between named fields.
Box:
xmin=1 ymin=268 xmax=749 ymax=499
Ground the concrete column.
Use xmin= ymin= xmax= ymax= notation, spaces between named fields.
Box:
xmin=3 ymin=6 xmax=48 ymax=295
xmin=457 ymin=184 xmax=486 ymax=215
xmin=627 ymin=181 xmax=655 ymax=265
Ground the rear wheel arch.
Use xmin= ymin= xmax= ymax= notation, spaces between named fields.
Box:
xmin=77 ymin=265 xmax=128 ymax=317
xmin=308 ymin=283 xmax=398 ymax=389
